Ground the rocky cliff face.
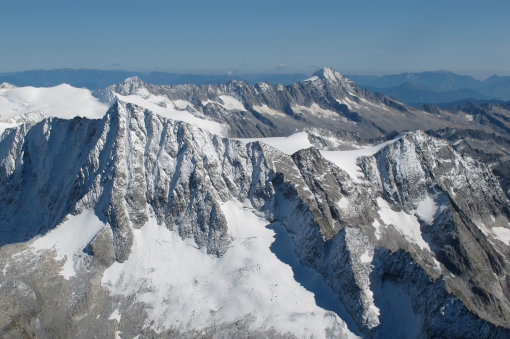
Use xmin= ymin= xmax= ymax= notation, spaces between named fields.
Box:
xmin=1 ymin=99 xmax=510 ymax=338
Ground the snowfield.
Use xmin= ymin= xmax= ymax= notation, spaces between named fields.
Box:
xmin=30 ymin=210 xmax=105 ymax=279
xmin=237 ymin=131 xmax=314 ymax=155
xmin=101 ymin=201 xmax=357 ymax=338
xmin=114 ymin=92 xmax=227 ymax=136
xmin=320 ymin=139 xmax=397 ymax=182
xmin=0 ymin=83 xmax=108 ymax=119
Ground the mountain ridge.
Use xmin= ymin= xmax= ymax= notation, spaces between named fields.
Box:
xmin=1 ymin=99 xmax=510 ymax=337
xmin=2 ymin=68 xmax=510 ymax=337
xmin=3 ymin=67 xmax=510 ymax=105
xmin=348 ymin=71 xmax=510 ymax=104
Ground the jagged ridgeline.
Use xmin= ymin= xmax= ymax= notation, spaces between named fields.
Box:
xmin=1 ymin=68 xmax=510 ymax=338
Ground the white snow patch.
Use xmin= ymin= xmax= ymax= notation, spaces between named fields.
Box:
xmin=337 ymin=196 xmax=350 ymax=210
xmin=342 ymin=97 xmax=362 ymax=110
xmin=376 ymin=198 xmax=430 ymax=251
xmin=2 ymin=262 xmax=10 ymax=276
xmin=0 ymin=111 xmax=47 ymax=136
xmin=109 ymin=308 xmax=122 ymax=322
xmin=218 ymin=95 xmax=246 ymax=111
xmin=172 ymin=99 xmax=192 ymax=110
xmin=291 ymin=103 xmax=339 ymax=118
xmin=30 ymin=210 xmax=105 ymax=279
xmin=432 ymin=258 xmax=442 ymax=274
xmin=101 ymin=201 xmax=356 ymax=338
xmin=0 ymin=121 xmax=17 ymax=136
xmin=133 ymin=86 xmax=150 ymax=99
xmin=115 ymin=93 xmax=226 ymax=136
xmin=237 ymin=134 xmax=399 ymax=179
xmin=304 ymin=75 xmax=319 ymax=82
xmin=320 ymin=139 xmax=397 ymax=182
xmin=477 ymin=222 xmax=491 ymax=236
xmin=360 ymin=250 xmax=373 ymax=264
xmin=201 ymin=99 xmax=214 ymax=106
xmin=252 ymin=104 xmax=287 ymax=117
xmin=415 ymin=195 xmax=438 ymax=224
xmin=237 ymin=131 xmax=313 ymax=155
xmin=0 ymin=84 xmax=108 ymax=120
xmin=491 ymin=227 xmax=510 ymax=245
xmin=372 ymin=219 xmax=382 ymax=240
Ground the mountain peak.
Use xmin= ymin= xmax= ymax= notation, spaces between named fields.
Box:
xmin=313 ymin=67 xmax=342 ymax=79
xmin=303 ymin=67 xmax=357 ymax=92
xmin=121 ymin=76 xmax=145 ymax=87
xmin=114 ymin=76 xmax=147 ymax=96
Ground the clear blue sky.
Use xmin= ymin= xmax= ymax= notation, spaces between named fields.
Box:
xmin=1 ymin=0 xmax=509 ymax=78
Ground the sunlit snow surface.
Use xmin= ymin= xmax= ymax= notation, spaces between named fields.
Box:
xmin=238 ymin=131 xmax=314 ymax=155
xmin=30 ymin=210 xmax=105 ymax=279
xmin=492 ymin=226 xmax=510 ymax=245
xmin=0 ymin=83 xmax=108 ymax=119
xmin=101 ymin=201 xmax=357 ymax=338
xmin=202 ymin=95 xmax=247 ymax=111
xmin=376 ymin=198 xmax=431 ymax=251
xmin=115 ymin=93 xmax=227 ymax=136
xmin=320 ymin=139 xmax=396 ymax=182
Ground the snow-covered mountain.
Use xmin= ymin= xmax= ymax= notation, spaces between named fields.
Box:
xmin=1 ymin=69 xmax=510 ymax=338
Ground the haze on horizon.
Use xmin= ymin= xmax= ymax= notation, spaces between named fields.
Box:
xmin=1 ymin=0 xmax=509 ymax=79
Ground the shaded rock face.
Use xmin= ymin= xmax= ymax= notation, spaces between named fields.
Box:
xmin=1 ymin=101 xmax=510 ymax=337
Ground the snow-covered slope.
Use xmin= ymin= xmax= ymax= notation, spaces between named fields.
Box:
xmin=114 ymin=93 xmax=226 ymax=136
xmin=237 ymin=131 xmax=314 ymax=155
xmin=30 ymin=210 xmax=105 ymax=279
xmin=0 ymin=81 xmax=226 ymax=137
xmin=101 ymin=201 xmax=356 ymax=337
xmin=0 ymin=83 xmax=108 ymax=119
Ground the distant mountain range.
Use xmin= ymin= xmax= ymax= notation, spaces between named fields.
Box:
xmin=0 ymin=69 xmax=309 ymax=89
xmin=347 ymin=71 xmax=510 ymax=105
xmin=1 ymin=68 xmax=509 ymax=106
